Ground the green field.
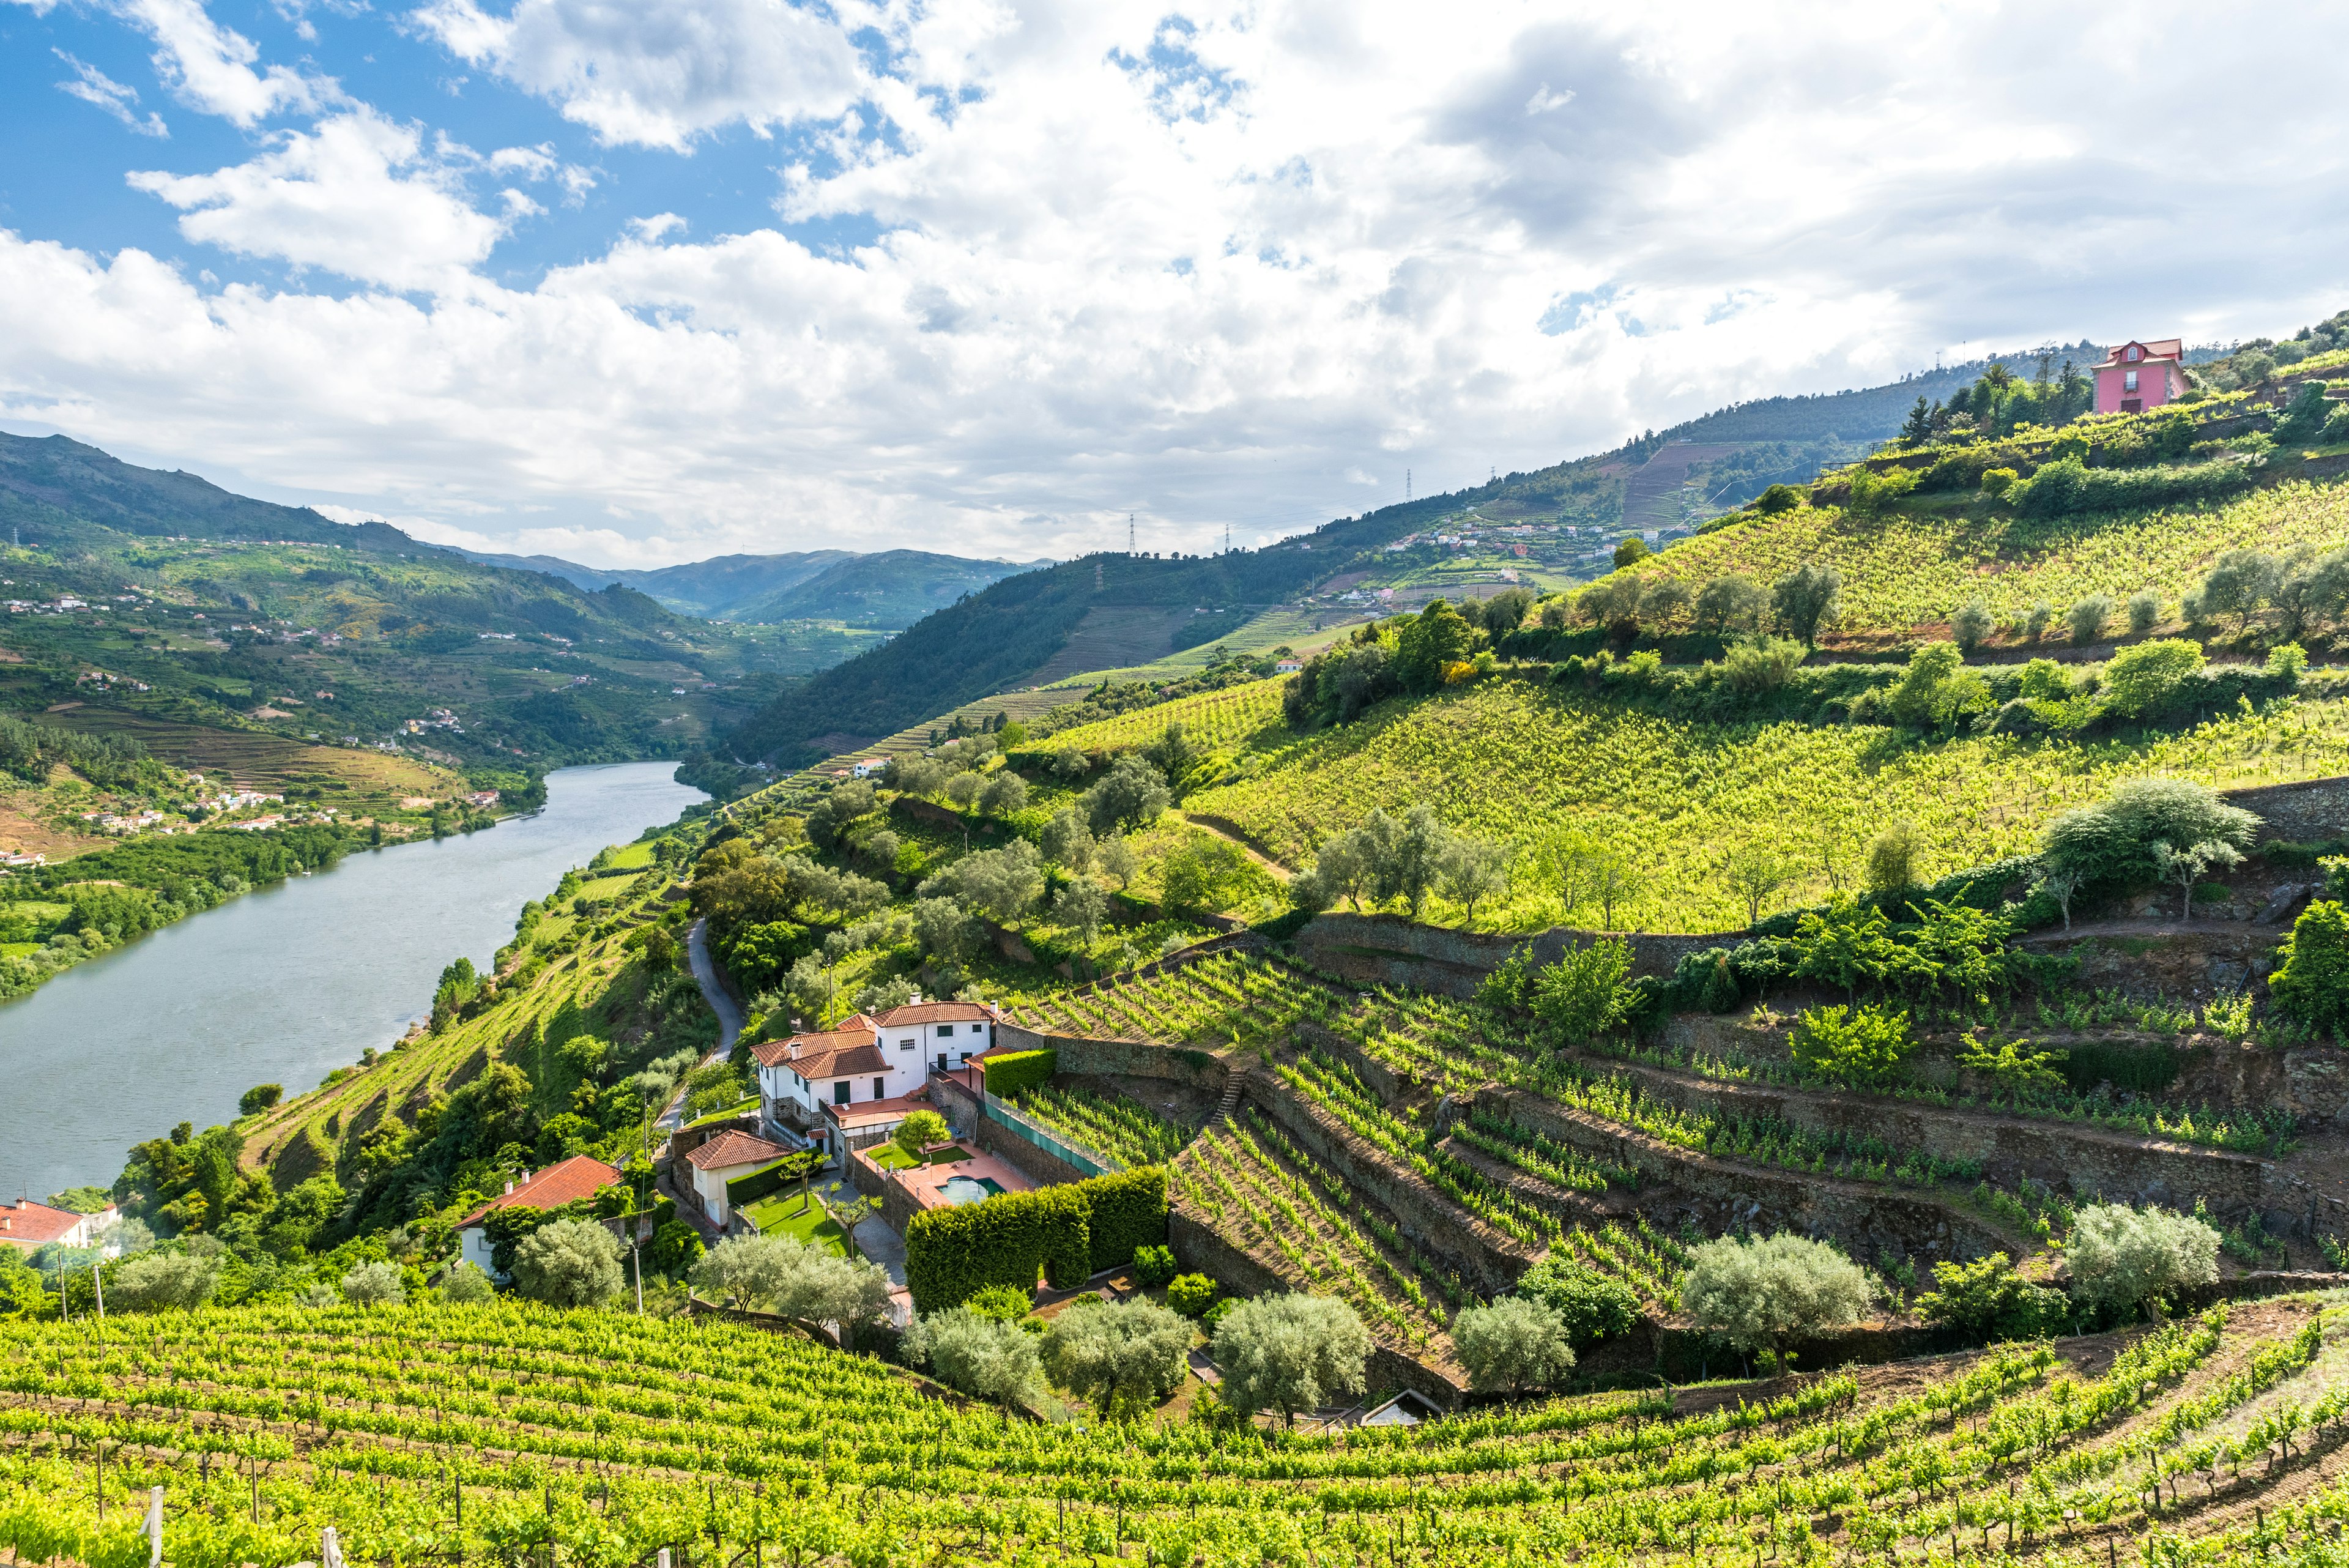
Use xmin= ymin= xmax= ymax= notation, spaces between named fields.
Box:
xmin=1041 ymin=673 xmax=2349 ymax=931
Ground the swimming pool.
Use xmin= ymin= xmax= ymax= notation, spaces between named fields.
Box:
xmin=937 ymin=1175 xmax=1006 ymax=1206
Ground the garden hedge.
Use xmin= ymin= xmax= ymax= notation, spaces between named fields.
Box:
xmin=903 ymin=1165 xmax=1168 ymax=1312
xmin=724 ymin=1153 xmax=817 ymax=1209
xmin=982 ymin=1049 xmax=1057 ymax=1099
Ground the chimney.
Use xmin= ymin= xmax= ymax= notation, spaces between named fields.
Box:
xmin=504 ymin=1180 xmax=514 ymax=1195
xmin=787 ymin=1042 xmax=800 ymax=1060
xmin=522 ymin=1169 xmax=532 ymax=1183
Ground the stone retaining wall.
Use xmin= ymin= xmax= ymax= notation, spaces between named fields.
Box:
xmin=990 ymin=1021 xmax=1234 ymax=1090
xmin=2224 ymin=776 xmax=2349 ymax=843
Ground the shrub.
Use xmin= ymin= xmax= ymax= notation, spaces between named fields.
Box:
xmin=963 ymin=1283 xmax=1033 ymax=1322
xmin=2066 ymin=594 xmax=2114 ymax=647
xmin=2127 ymin=590 xmax=2160 ymax=635
xmin=982 ymin=1050 xmax=1057 ymax=1099
xmin=1716 ymin=635 xmax=1806 ymax=694
xmin=1452 ymin=1296 xmax=1576 ymax=1393
xmin=1529 ymin=938 xmax=1633 ymax=1042
xmin=2026 ymin=601 xmax=2054 ymax=641
xmin=510 ymin=1218 xmax=625 ymax=1309
xmin=239 ymin=1083 xmax=283 ymax=1117
xmin=2268 ymin=641 xmax=2309 ymax=686
xmin=1680 ymin=1233 xmax=1872 ymax=1372
xmin=1201 ymin=1296 xmax=1239 ymax=1332
xmin=2065 ymin=1204 xmax=2218 ymax=1320
xmin=1790 ymin=1003 xmax=1912 ymax=1087
xmin=904 ymin=1306 xmax=1042 ymax=1411
xmin=1041 ymin=1297 xmax=1193 ymax=1416
xmin=647 ymin=1217 xmax=704 ymax=1276
xmin=1166 ymin=1273 xmax=1217 ymax=1318
xmin=107 ymin=1252 xmax=219 ymax=1313
xmin=1752 ymin=484 xmax=1801 ymax=515
xmin=1951 ymin=599 xmax=1994 ymax=652
xmin=440 ymin=1262 xmax=495 ymax=1304
xmin=1212 ymin=1293 xmax=1369 ymax=1426
xmin=1131 ymin=1244 xmax=1178 ymax=1287
xmin=340 ymin=1261 xmax=405 ymax=1306
xmin=1865 ymin=820 xmax=1918 ymax=895
xmin=904 ymin=1167 xmax=1167 ymax=1312
xmin=1512 ymin=1257 xmax=1641 ymax=1347
xmin=2099 ymin=639 xmax=2206 ymax=716
xmin=1915 ymin=1252 xmax=2069 ymax=1342
xmin=1978 ymin=467 xmax=2017 ymax=499
xmin=2271 ymin=900 xmax=2349 ymax=1036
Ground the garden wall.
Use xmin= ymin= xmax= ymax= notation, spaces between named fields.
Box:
xmin=2224 ymin=776 xmax=2349 ymax=843
xmin=990 ymin=1021 xmax=1234 ymax=1091
xmin=1293 ymin=913 xmax=1733 ymax=998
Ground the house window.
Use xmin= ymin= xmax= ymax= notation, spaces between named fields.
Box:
xmin=2124 ymin=371 xmax=2139 ymax=393
xmin=833 ymin=1080 xmax=851 ymax=1105
xmin=2127 ymin=345 xmax=2142 ymax=361
xmin=898 ymin=1038 xmax=915 ymax=1051
xmin=935 ymin=1024 xmax=954 ymax=1037
xmin=873 ymin=1077 xmax=886 ymax=1099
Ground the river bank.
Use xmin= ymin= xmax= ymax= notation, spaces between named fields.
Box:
xmin=0 ymin=762 xmax=706 ymax=1198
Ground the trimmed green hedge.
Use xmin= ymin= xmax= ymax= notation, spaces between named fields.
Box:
xmin=725 ymin=1152 xmax=818 ymax=1208
xmin=903 ymin=1165 xmax=1169 ymax=1312
xmin=982 ymin=1049 xmax=1056 ymax=1099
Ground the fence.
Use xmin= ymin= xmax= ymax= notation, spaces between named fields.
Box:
xmin=980 ymin=1098 xmax=1120 ymax=1178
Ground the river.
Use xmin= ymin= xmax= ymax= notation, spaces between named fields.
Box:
xmin=0 ymin=762 xmax=705 ymax=1200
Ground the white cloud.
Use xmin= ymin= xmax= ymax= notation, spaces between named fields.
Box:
xmin=10 ymin=0 xmax=2349 ymax=566
xmin=116 ymin=0 xmax=336 ymax=125
xmin=126 ymin=108 xmax=511 ymax=291
xmin=53 ymin=50 xmax=169 ymax=136
xmin=409 ymin=0 xmax=867 ymax=150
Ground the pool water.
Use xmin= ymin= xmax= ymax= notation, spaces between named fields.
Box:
xmin=938 ymin=1175 xmax=1006 ymax=1206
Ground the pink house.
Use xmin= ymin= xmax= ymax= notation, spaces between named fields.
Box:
xmin=2093 ymin=339 xmax=2186 ymax=415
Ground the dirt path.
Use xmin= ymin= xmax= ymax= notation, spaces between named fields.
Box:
xmin=1181 ymin=811 xmax=1293 ymax=880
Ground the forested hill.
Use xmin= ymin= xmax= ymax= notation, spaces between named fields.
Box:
xmin=0 ymin=432 xmax=417 ymax=551
xmin=1662 ymin=341 xmax=2104 ymax=445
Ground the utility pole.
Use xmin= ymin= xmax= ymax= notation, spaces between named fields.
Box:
xmin=1128 ymin=514 xmax=1135 ymax=555
xmin=1223 ymin=522 xmax=1231 ymax=554
xmin=1406 ymin=469 xmax=1411 ymax=503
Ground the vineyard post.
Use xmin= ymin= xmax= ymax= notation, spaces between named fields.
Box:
xmin=95 ymin=1440 xmax=103 ymax=1520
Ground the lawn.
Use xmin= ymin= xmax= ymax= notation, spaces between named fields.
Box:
xmin=864 ymin=1142 xmax=971 ymax=1171
xmin=740 ymin=1187 xmax=851 ymax=1254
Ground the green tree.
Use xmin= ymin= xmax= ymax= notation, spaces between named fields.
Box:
xmin=1751 ymin=485 xmax=1801 ymax=515
xmin=1694 ymin=574 xmax=1768 ymax=634
xmin=1040 ymin=808 xmax=1095 ymax=872
xmin=1915 ymin=1253 xmax=2068 ymax=1343
xmin=510 ymin=1217 xmax=625 ymax=1309
xmin=1160 ymin=835 xmax=1256 ymax=917
xmin=238 ymin=1083 xmax=283 ymax=1117
xmin=1040 ymin=1297 xmax=1193 ymax=1418
xmin=1865 ymin=820 xmax=1919 ymax=897
xmin=1789 ymin=1002 xmax=1912 ymax=1087
xmin=1452 ymin=1296 xmax=1576 ymax=1394
xmin=2270 ymin=900 xmax=2349 ymax=1035
xmin=1437 ymin=833 xmax=1513 ymax=923
xmin=1212 ymin=1293 xmax=1370 ymax=1427
xmin=1723 ymin=844 xmax=1789 ymax=927
xmin=1080 ymin=754 xmax=1171 ymax=836
xmin=1053 ymin=878 xmax=1108 ymax=946
xmin=894 ymin=1110 xmax=952 ymax=1159
xmin=2065 ymin=1204 xmax=2218 ymax=1321
xmin=1512 ymin=1257 xmax=1639 ymax=1347
xmin=2099 ymin=638 xmax=2205 ymax=716
xmin=1950 ymin=599 xmax=1993 ymax=653
xmin=1771 ymin=563 xmax=1841 ymax=646
xmin=2066 ymin=593 xmax=2114 ymax=647
xmin=1394 ymin=600 xmax=1482 ymax=693
xmin=1141 ymin=723 xmax=1208 ymax=800
xmin=1680 ymin=1233 xmax=1872 ymax=1374
xmin=108 ymin=1251 xmax=220 ymax=1313
xmin=903 ymin=1306 xmax=1042 ymax=1413
xmin=440 ymin=1262 xmax=495 ymax=1304
xmin=2151 ymin=838 xmax=2243 ymax=920
xmin=340 ymin=1261 xmax=405 ymax=1306
xmin=976 ymin=771 xmax=1028 ymax=818
xmin=1529 ymin=937 xmax=1633 ymax=1042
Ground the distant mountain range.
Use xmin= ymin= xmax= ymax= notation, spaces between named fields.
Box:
xmin=439 ymin=546 xmax=1051 ymax=630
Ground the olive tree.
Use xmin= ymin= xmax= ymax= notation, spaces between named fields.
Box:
xmin=2065 ymin=1204 xmax=2218 ymax=1321
xmin=904 ymin=1306 xmax=1042 ymax=1413
xmin=1081 ymin=754 xmax=1171 ymax=837
xmin=1452 ymin=1296 xmax=1576 ymax=1394
xmin=1040 ymin=1297 xmax=1193 ymax=1417
xmin=340 ymin=1260 xmax=406 ymax=1306
xmin=107 ymin=1251 xmax=220 ymax=1313
xmin=690 ymin=1233 xmax=892 ymax=1331
xmin=1211 ymin=1293 xmax=1370 ymax=1426
xmin=510 ymin=1217 xmax=626 ymax=1309
xmin=1680 ymin=1233 xmax=1872 ymax=1375
xmin=440 ymin=1262 xmax=495 ymax=1304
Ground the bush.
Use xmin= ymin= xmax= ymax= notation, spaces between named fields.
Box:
xmin=2127 ymin=590 xmax=2160 ymax=635
xmin=1680 ymin=1233 xmax=1872 ymax=1372
xmin=647 ymin=1217 xmax=704 ymax=1276
xmin=1166 ymin=1273 xmax=1217 ymax=1318
xmin=440 ymin=1262 xmax=495 ymax=1304
xmin=894 ymin=1109 xmax=952 ymax=1159
xmin=1978 ymin=467 xmax=2017 ymax=499
xmin=1529 ymin=938 xmax=1633 ymax=1042
xmin=1915 ymin=1252 xmax=2069 ymax=1342
xmin=1201 ymin=1296 xmax=1239 ymax=1333
xmin=1951 ymin=600 xmax=1993 ymax=652
xmin=1790 ymin=1003 xmax=1912 ymax=1087
xmin=2065 ymin=1203 xmax=2218 ymax=1320
xmin=2271 ymin=900 xmax=2349 ymax=1036
xmin=510 ymin=1218 xmax=625 ymax=1309
xmin=2099 ymin=639 xmax=2206 ymax=716
xmin=1452 ymin=1296 xmax=1575 ymax=1393
xmin=107 ymin=1251 xmax=219 ymax=1313
xmin=904 ymin=1167 xmax=1167 ymax=1311
xmin=340 ymin=1260 xmax=405 ymax=1306
xmin=239 ymin=1083 xmax=283 ymax=1117
xmin=1512 ymin=1257 xmax=1641 ymax=1347
xmin=2066 ymin=594 xmax=2114 ymax=647
xmin=981 ymin=1050 xmax=1056 ymax=1099
xmin=1132 ymin=1244 xmax=1178 ymax=1287
xmin=1716 ymin=636 xmax=1806 ymax=694
xmin=1212 ymin=1293 xmax=1369 ymax=1426
xmin=2041 ymin=776 xmax=2259 ymax=890
xmin=2269 ymin=641 xmax=2309 ymax=686
xmin=963 ymin=1283 xmax=1034 ymax=1322
xmin=1041 ymin=1296 xmax=1193 ymax=1416
xmin=1753 ymin=484 xmax=1801 ymax=515
xmin=904 ymin=1306 xmax=1042 ymax=1410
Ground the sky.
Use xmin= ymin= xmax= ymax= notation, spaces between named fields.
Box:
xmin=1 ymin=2 xmax=2347 ymax=568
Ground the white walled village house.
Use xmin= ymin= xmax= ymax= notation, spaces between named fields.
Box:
xmin=681 ymin=1129 xmax=794 ymax=1227
xmin=752 ymin=998 xmax=1000 ymax=1150
xmin=0 ymin=1197 xmax=117 ymax=1254
xmin=455 ymin=1154 xmax=622 ymax=1280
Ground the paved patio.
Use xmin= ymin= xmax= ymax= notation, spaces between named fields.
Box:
xmin=892 ymin=1149 xmax=1034 ymax=1211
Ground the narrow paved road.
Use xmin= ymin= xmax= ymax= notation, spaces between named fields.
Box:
xmin=659 ymin=916 xmax=741 ymax=1135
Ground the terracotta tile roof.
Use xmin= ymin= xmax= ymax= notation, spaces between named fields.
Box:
xmin=828 ymin=1087 xmax=937 ymax=1131
xmin=684 ymin=1129 xmax=794 ymax=1173
xmin=456 ymin=1154 xmax=620 ymax=1228
xmin=750 ymin=1022 xmax=876 ymax=1069
xmin=0 ymin=1198 xmax=97 ymax=1249
xmin=875 ymin=1001 xmax=998 ymax=1027
xmin=792 ymin=1041 xmax=889 ymax=1079
xmin=2094 ymin=339 xmax=2184 ymax=367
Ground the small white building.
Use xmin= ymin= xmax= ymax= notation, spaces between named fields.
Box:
xmin=751 ymin=1000 xmax=1002 ymax=1137
xmin=682 ymin=1129 xmax=793 ymax=1227
xmin=455 ymin=1155 xmax=621 ymax=1280
xmin=851 ymin=758 xmax=890 ymax=779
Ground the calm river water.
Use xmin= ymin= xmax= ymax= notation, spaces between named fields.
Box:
xmin=0 ymin=761 xmax=705 ymax=1199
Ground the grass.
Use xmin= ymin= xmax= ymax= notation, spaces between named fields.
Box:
xmin=864 ymin=1142 xmax=970 ymax=1170
xmin=740 ymin=1187 xmax=850 ymax=1252
xmin=682 ymin=1097 xmax=758 ymax=1130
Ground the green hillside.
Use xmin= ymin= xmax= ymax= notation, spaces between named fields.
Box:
xmin=442 ymin=544 xmax=1043 ymax=628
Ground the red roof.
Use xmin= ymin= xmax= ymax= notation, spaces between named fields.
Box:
xmin=684 ymin=1129 xmax=793 ymax=1173
xmin=793 ymin=1041 xmax=888 ymax=1078
xmin=875 ymin=1001 xmax=998 ymax=1027
xmin=2094 ymin=339 xmax=2184 ymax=368
xmin=0 ymin=1198 xmax=96 ymax=1249
xmin=751 ymin=1022 xmax=875 ymax=1069
xmin=457 ymin=1154 xmax=620 ymax=1228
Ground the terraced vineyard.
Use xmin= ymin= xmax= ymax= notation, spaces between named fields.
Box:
xmin=1012 ymin=1084 xmax=1195 ymax=1167
xmin=1037 ymin=679 xmax=1286 ymax=754
xmin=1009 ymin=949 xmax=1341 ymax=1044
xmin=4 ymin=1296 xmax=2345 ymax=1568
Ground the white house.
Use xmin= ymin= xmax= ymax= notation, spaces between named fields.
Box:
xmin=851 ymin=758 xmax=890 ymax=779
xmin=751 ymin=999 xmax=1002 ymax=1141
xmin=455 ymin=1154 xmax=621 ymax=1280
xmin=682 ymin=1129 xmax=794 ymax=1227
xmin=0 ymin=1197 xmax=116 ymax=1255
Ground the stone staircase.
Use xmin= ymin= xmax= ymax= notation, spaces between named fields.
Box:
xmin=1212 ymin=1069 xmax=1245 ymax=1127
